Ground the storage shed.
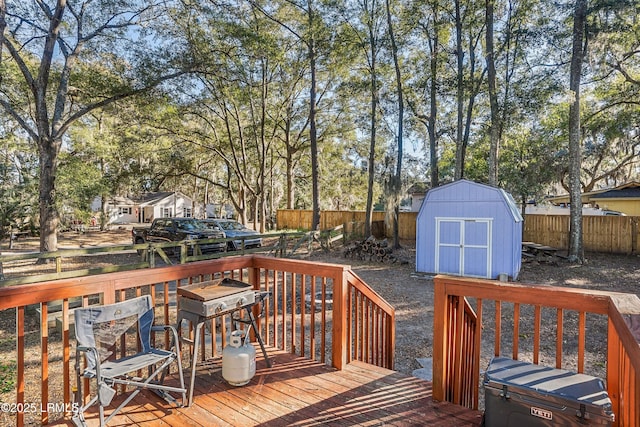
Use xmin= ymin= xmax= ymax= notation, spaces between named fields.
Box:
xmin=416 ymin=180 xmax=523 ymax=280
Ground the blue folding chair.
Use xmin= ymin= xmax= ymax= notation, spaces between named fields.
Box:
xmin=73 ymin=295 xmax=186 ymax=426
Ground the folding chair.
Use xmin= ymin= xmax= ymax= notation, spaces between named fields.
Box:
xmin=73 ymin=295 xmax=186 ymax=426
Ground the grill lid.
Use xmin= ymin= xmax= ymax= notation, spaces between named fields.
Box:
xmin=178 ymin=278 xmax=253 ymax=302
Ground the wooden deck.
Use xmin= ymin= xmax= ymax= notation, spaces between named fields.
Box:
xmin=53 ymin=348 xmax=482 ymax=426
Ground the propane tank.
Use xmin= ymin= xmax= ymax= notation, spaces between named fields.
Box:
xmin=222 ymin=330 xmax=256 ymax=386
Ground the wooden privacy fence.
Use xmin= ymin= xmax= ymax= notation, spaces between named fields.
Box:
xmin=278 ymin=210 xmax=640 ymax=254
xmin=523 ymin=214 xmax=640 ymax=253
xmin=277 ymin=209 xmax=418 ymax=240
xmin=0 ymin=255 xmax=395 ymax=426
xmin=433 ymin=275 xmax=640 ymax=426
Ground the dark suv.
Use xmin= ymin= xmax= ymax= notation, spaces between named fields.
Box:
xmin=132 ymin=218 xmax=226 ymax=254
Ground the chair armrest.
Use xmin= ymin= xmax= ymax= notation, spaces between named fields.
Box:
xmin=75 ymin=346 xmax=102 ymax=379
xmin=76 ymin=345 xmax=94 ymax=353
xmin=151 ymin=324 xmax=181 ymax=351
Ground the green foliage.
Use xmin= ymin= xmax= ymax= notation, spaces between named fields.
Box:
xmin=498 ymin=125 xmax=561 ymax=205
xmin=0 ymin=361 xmax=16 ymax=394
xmin=0 ymin=130 xmax=38 ymax=238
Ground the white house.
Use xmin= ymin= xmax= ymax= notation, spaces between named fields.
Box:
xmin=405 ymin=182 xmax=429 ymax=212
xmin=92 ymin=192 xmax=196 ymax=224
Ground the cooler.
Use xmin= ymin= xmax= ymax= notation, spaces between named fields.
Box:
xmin=483 ymin=357 xmax=614 ymax=426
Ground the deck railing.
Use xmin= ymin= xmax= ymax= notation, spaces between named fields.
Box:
xmin=433 ymin=275 xmax=640 ymax=427
xmin=0 ymin=255 xmax=394 ymax=426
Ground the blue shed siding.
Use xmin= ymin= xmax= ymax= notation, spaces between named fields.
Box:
xmin=416 ymin=180 xmax=522 ymax=280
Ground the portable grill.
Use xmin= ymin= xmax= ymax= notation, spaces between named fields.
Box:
xmin=176 ymin=277 xmax=271 ymax=406
xmin=178 ymin=278 xmax=258 ymax=317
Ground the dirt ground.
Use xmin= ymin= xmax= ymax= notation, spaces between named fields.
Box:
xmin=1 ymin=229 xmax=639 ymax=419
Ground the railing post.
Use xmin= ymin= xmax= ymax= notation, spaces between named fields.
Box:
xmin=332 ymin=270 xmax=348 ymax=370
xmin=248 ymin=264 xmax=261 ymax=342
xmin=432 ymin=277 xmax=447 ymax=402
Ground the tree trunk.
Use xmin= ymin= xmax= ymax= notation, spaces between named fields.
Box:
xmin=454 ymin=0 xmax=465 ymax=180
xmin=308 ymin=3 xmax=320 ymax=231
xmin=486 ymin=0 xmax=499 ymax=186
xmin=38 ymin=138 xmax=61 ymax=254
xmin=428 ymin=9 xmax=439 ymax=188
xmin=386 ymin=0 xmax=403 ymax=249
xmin=364 ymin=0 xmax=378 ymax=239
xmin=285 ymin=129 xmax=295 ymax=209
xmin=568 ymin=0 xmax=587 ymax=262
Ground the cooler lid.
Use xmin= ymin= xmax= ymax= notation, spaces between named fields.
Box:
xmin=484 ymin=357 xmax=613 ymax=413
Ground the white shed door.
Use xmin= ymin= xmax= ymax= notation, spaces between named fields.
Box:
xmin=435 ymin=218 xmax=492 ymax=278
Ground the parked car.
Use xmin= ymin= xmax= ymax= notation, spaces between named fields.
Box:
xmin=203 ymin=219 xmax=262 ymax=251
xmin=132 ymin=218 xmax=226 ymax=255
xmin=602 ymin=210 xmax=626 ymax=216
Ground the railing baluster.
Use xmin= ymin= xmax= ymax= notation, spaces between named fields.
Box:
xmin=473 ymin=298 xmax=482 ymax=409
xmin=41 ymin=303 xmax=49 ymax=425
xmin=556 ymin=308 xmax=564 ymax=369
xmin=578 ymin=311 xmax=586 ymax=373
xmin=356 ymin=293 xmax=361 ymax=363
xmin=62 ymin=299 xmax=70 ymax=407
xmin=265 ymin=269 xmax=272 ymax=348
xmin=494 ymin=301 xmax=501 ymax=356
xmin=513 ymin=303 xmax=520 ymax=360
xmin=364 ymin=297 xmax=369 ymax=364
xmin=533 ymin=305 xmax=541 ymax=364
xmin=300 ymin=274 xmax=306 ymax=357
xmin=282 ymin=271 xmax=287 ymax=352
xmin=163 ymin=281 xmax=170 ymax=349
xmin=321 ymin=277 xmax=327 ymax=363
xmin=291 ymin=273 xmax=296 ymax=353
xmin=310 ymin=275 xmax=316 ymax=360
xmin=17 ymin=306 xmax=25 ymax=427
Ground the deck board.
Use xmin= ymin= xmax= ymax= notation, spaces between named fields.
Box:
xmin=52 ymin=348 xmax=482 ymax=426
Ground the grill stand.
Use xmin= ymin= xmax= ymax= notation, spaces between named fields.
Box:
xmin=177 ymin=291 xmax=271 ymax=407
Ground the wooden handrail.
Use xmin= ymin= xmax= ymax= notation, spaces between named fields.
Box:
xmin=433 ymin=275 xmax=640 ymax=426
xmin=0 ymin=255 xmax=395 ymax=426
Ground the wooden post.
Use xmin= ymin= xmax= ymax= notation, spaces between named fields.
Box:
xmin=331 ymin=270 xmax=348 ymax=370
xmin=607 ymin=319 xmax=620 ymax=427
xmin=432 ymin=276 xmax=448 ymax=402
xmin=249 ymin=265 xmax=261 ymax=342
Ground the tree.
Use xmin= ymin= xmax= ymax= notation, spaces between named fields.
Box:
xmin=0 ymin=1 xmax=192 ymax=252
xmin=567 ymin=0 xmax=587 ymax=262
xmin=385 ymin=0 xmax=404 ymax=249
xmin=452 ymin=0 xmax=485 ymax=180
xmin=485 ymin=0 xmax=499 ymax=185
xmin=342 ymin=0 xmax=385 ymax=237
xmin=404 ymin=0 xmax=447 ymax=189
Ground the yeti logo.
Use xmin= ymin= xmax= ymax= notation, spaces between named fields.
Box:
xmin=531 ymin=406 xmax=553 ymax=420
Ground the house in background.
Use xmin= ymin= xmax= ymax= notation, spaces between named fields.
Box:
xmin=404 ymin=182 xmax=429 ymax=212
xmin=92 ymin=192 xmax=196 ymax=224
xmin=544 ymin=181 xmax=640 ymax=216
